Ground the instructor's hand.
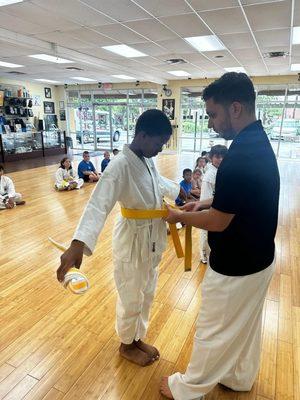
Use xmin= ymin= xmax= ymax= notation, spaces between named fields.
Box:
xmin=57 ymin=240 xmax=85 ymax=282
xmin=164 ymin=204 xmax=183 ymax=224
xmin=180 ymin=201 xmax=201 ymax=212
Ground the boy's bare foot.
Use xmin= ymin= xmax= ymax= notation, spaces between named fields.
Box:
xmin=134 ymin=340 xmax=160 ymax=360
xmin=160 ymin=377 xmax=174 ymax=399
xmin=119 ymin=343 xmax=155 ymax=366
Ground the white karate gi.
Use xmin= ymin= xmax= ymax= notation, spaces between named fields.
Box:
xmin=168 ymin=262 xmax=275 ymax=400
xmin=0 ymin=175 xmax=22 ymax=209
xmin=55 ymin=167 xmax=83 ymax=190
xmin=73 ymin=144 xmax=179 ymax=344
xmin=199 ymin=164 xmax=218 ymax=261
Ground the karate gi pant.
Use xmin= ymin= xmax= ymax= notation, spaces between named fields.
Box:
xmin=113 ymin=252 xmax=161 ymax=344
xmin=169 ymin=262 xmax=275 ymax=400
xmin=199 ymin=229 xmax=208 ymax=260
xmin=0 ymin=193 xmax=22 ymax=209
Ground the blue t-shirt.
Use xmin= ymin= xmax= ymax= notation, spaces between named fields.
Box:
xmin=101 ymin=158 xmax=110 ymax=173
xmin=77 ymin=160 xmax=96 ymax=179
xmin=175 ymin=179 xmax=192 ymax=206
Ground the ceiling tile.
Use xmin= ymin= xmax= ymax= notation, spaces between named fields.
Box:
xmin=34 ymin=32 xmax=92 ymax=50
xmin=244 ymin=0 xmax=291 ymax=31
xmin=255 ymin=29 xmax=290 ymax=48
xmin=133 ymin=0 xmax=192 ymax=17
xmin=124 ymin=19 xmax=177 ymax=42
xmin=0 ymin=11 xmax=49 ymax=35
xmin=65 ymin=28 xmax=118 ymax=47
xmin=219 ymin=33 xmax=255 ymax=50
xmin=31 ymin=0 xmax=115 ymax=27
xmin=1 ymin=2 xmax=80 ymax=31
xmin=129 ymin=42 xmax=170 ymax=57
xmin=200 ymin=7 xmax=249 ymax=34
xmin=159 ymin=13 xmax=211 ymax=37
xmin=93 ymin=24 xmax=147 ymax=44
xmin=231 ymin=48 xmax=262 ymax=62
xmin=78 ymin=0 xmax=150 ymax=22
xmin=157 ymin=38 xmax=200 ymax=54
xmin=189 ymin=0 xmax=238 ymax=11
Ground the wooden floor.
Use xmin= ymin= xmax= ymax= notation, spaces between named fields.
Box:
xmin=0 ymin=153 xmax=299 ymax=400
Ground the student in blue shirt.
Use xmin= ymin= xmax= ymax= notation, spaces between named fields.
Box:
xmin=101 ymin=151 xmax=111 ymax=173
xmin=175 ymin=168 xmax=193 ymax=206
xmin=77 ymin=151 xmax=100 ymax=183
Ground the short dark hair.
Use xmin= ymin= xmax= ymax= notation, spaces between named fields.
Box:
xmin=112 ymin=148 xmax=119 ymax=154
xmin=202 ymin=72 xmax=256 ymax=113
xmin=201 ymin=151 xmax=208 ymax=157
xmin=0 ymin=164 xmax=4 ymax=171
xmin=83 ymin=151 xmax=89 ymax=156
xmin=183 ymin=168 xmax=192 ymax=175
xmin=209 ymin=145 xmax=228 ymax=159
xmin=135 ymin=109 xmax=172 ymax=137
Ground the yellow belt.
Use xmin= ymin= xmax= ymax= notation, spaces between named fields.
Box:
xmin=121 ymin=206 xmax=192 ymax=271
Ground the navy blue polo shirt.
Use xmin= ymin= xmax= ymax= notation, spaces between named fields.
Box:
xmin=77 ymin=160 xmax=96 ymax=179
xmin=209 ymin=120 xmax=280 ymax=276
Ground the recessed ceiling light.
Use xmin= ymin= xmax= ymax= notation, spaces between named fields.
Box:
xmin=292 ymin=26 xmax=300 ymax=45
xmin=291 ymin=64 xmax=300 ymax=71
xmin=0 ymin=0 xmax=23 ymax=6
xmin=185 ymin=35 xmax=226 ymax=52
xmin=168 ymin=70 xmax=191 ymax=77
xmin=224 ymin=67 xmax=246 ymax=73
xmin=112 ymin=74 xmax=136 ymax=80
xmin=0 ymin=60 xmax=24 ymax=68
xmin=34 ymin=79 xmax=60 ymax=83
xmin=29 ymin=54 xmax=73 ymax=64
xmin=102 ymin=45 xmax=146 ymax=58
xmin=70 ymin=77 xmax=96 ymax=82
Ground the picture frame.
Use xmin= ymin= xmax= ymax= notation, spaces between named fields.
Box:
xmin=32 ymin=95 xmax=42 ymax=107
xmin=59 ymin=101 xmax=65 ymax=110
xmin=43 ymin=101 xmax=55 ymax=114
xmin=44 ymin=87 xmax=52 ymax=99
xmin=59 ymin=110 xmax=66 ymax=121
xmin=162 ymin=98 xmax=175 ymax=120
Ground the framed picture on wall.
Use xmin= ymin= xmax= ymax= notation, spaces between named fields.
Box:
xmin=59 ymin=110 xmax=66 ymax=121
xmin=44 ymin=87 xmax=52 ymax=98
xmin=44 ymin=101 xmax=55 ymax=114
xmin=162 ymin=98 xmax=175 ymax=120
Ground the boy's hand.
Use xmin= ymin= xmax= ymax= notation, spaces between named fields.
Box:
xmin=57 ymin=240 xmax=84 ymax=282
xmin=180 ymin=201 xmax=201 ymax=212
xmin=164 ymin=204 xmax=183 ymax=224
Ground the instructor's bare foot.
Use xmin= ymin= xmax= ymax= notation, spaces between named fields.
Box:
xmin=134 ymin=340 xmax=160 ymax=360
xmin=119 ymin=343 xmax=155 ymax=366
xmin=160 ymin=377 xmax=174 ymax=399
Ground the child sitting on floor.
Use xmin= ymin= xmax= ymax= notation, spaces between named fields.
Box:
xmin=55 ymin=157 xmax=84 ymax=191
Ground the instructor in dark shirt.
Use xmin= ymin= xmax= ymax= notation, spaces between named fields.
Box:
xmin=160 ymin=72 xmax=280 ymax=400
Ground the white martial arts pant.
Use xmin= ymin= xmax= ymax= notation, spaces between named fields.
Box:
xmin=0 ymin=193 xmax=22 ymax=209
xmin=199 ymin=229 xmax=208 ymax=259
xmin=113 ymin=252 xmax=161 ymax=344
xmin=169 ymin=262 xmax=275 ymax=400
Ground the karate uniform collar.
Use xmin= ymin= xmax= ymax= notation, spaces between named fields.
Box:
xmin=122 ymin=144 xmax=149 ymax=171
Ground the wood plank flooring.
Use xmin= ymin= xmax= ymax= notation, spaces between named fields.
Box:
xmin=0 ymin=153 xmax=299 ymax=400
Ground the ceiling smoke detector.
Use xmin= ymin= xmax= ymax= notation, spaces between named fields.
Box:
xmin=165 ymin=58 xmax=187 ymax=65
xmin=263 ymin=51 xmax=289 ymax=58
xmin=65 ymin=66 xmax=84 ymax=71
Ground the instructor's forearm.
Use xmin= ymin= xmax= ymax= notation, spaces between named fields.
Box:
xmin=198 ymin=198 xmax=213 ymax=210
xmin=179 ymin=210 xmax=214 ymax=230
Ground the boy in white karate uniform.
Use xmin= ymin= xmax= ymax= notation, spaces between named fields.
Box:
xmin=57 ymin=110 xmax=182 ymax=366
xmin=0 ymin=164 xmax=25 ymax=209
xmin=199 ymin=145 xmax=227 ymax=263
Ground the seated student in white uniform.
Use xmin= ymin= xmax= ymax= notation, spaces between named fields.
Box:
xmin=57 ymin=109 xmax=184 ymax=367
xmin=55 ymin=157 xmax=84 ymax=191
xmin=0 ymin=164 xmax=25 ymax=209
xmin=199 ymin=145 xmax=228 ymax=263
